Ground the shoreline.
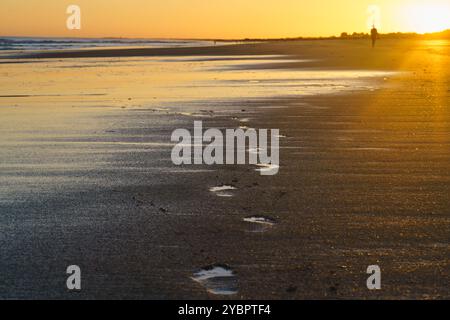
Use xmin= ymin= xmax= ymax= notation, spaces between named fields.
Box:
xmin=0 ymin=39 xmax=449 ymax=299
xmin=3 ymin=38 xmax=446 ymax=72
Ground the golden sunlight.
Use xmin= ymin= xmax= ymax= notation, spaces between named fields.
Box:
xmin=400 ymin=2 xmax=450 ymax=34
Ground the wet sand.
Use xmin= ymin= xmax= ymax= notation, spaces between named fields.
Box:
xmin=0 ymin=39 xmax=449 ymax=299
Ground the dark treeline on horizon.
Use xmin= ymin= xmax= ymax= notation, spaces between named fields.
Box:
xmin=213 ymin=29 xmax=450 ymax=42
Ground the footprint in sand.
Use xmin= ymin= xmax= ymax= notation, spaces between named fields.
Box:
xmin=243 ymin=215 xmax=277 ymax=233
xmin=191 ymin=265 xmax=238 ymax=295
xmin=254 ymin=163 xmax=280 ymax=174
xmin=232 ymin=117 xmax=250 ymax=124
xmin=209 ymin=185 xmax=237 ymax=197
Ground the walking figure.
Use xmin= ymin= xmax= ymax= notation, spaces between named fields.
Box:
xmin=371 ymin=25 xmax=378 ymax=48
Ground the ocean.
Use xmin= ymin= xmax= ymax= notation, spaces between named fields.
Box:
xmin=0 ymin=36 xmax=217 ymax=51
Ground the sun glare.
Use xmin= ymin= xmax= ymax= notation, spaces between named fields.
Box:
xmin=402 ymin=3 xmax=450 ymax=34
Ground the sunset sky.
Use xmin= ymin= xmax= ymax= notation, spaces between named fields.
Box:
xmin=1 ymin=0 xmax=450 ymax=39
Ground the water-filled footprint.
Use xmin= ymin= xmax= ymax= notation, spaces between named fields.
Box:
xmin=254 ymin=163 xmax=280 ymax=175
xmin=209 ymin=185 xmax=237 ymax=197
xmin=243 ymin=215 xmax=277 ymax=233
xmin=191 ymin=265 xmax=238 ymax=295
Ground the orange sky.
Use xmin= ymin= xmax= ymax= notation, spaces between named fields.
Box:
xmin=1 ymin=0 xmax=449 ymax=39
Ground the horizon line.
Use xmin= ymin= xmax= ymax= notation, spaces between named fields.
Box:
xmin=1 ymin=28 xmax=450 ymax=42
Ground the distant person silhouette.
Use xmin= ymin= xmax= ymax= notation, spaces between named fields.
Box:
xmin=371 ymin=25 xmax=378 ymax=48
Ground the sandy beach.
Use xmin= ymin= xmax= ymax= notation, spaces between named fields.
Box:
xmin=0 ymin=39 xmax=449 ymax=299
